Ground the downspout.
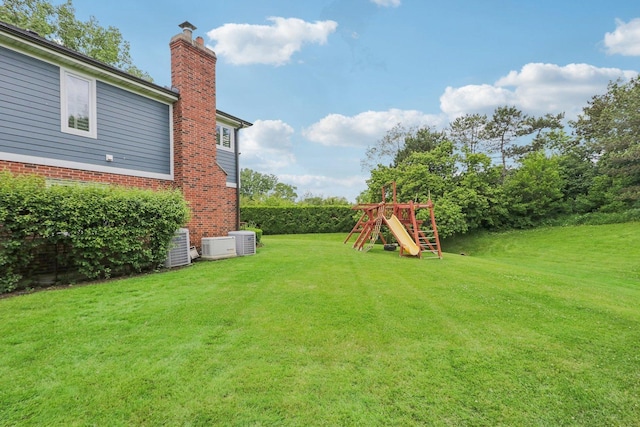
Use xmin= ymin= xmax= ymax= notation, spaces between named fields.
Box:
xmin=235 ymin=125 xmax=242 ymax=231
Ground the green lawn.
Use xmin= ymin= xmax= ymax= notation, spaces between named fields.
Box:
xmin=1 ymin=223 xmax=639 ymax=426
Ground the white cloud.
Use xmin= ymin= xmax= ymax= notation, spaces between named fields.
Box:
xmin=240 ymin=119 xmax=296 ymax=170
xmin=206 ymin=17 xmax=338 ymax=66
xmin=603 ymin=18 xmax=640 ymax=56
xmin=370 ymin=0 xmax=401 ymax=7
xmin=440 ymin=63 xmax=637 ymax=119
xmin=440 ymin=85 xmax=517 ymax=118
xmin=303 ymin=109 xmax=443 ymax=147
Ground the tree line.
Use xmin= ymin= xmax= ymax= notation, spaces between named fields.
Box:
xmin=359 ymin=76 xmax=640 ymax=237
xmin=239 ymin=169 xmax=350 ymax=206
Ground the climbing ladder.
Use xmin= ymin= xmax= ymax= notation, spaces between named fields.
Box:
xmin=362 ymin=206 xmax=385 ymax=252
xmin=402 ymin=202 xmax=442 ymax=258
xmin=345 ymin=203 xmax=388 ymax=252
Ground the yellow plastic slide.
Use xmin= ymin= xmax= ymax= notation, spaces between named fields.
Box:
xmin=385 ymin=214 xmax=420 ymax=256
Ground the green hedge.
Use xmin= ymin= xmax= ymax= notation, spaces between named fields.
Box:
xmin=240 ymin=206 xmax=355 ymax=235
xmin=0 ymin=171 xmax=189 ymax=294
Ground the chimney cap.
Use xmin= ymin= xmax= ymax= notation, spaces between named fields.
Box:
xmin=179 ymin=21 xmax=197 ymax=32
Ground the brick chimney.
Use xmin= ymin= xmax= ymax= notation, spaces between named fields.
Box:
xmin=171 ymin=21 xmax=235 ymax=246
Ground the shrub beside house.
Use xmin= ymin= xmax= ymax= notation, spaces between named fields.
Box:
xmin=0 ymin=171 xmax=190 ymax=293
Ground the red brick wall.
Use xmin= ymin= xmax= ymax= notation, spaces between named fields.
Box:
xmin=0 ymin=161 xmax=173 ymax=190
xmin=170 ymin=31 xmax=237 ymax=246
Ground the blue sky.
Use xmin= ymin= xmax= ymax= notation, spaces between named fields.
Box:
xmin=66 ymin=0 xmax=639 ymax=202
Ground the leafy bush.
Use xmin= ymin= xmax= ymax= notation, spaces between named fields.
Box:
xmin=427 ymin=197 xmax=468 ymax=238
xmin=0 ymin=173 xmax=47 ymax=292
xmin=240 ymin=206 xmax=355 ymax=235
xmin=0 ymin=171 xmax=189 ymax=293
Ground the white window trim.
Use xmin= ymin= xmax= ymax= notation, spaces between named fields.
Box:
xmin=216 ymin=123 xmax=235 ymax=152
xmin=60 ymin=68 xmax=97 ymax=139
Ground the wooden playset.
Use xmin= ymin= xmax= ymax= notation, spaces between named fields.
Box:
xmin=344 ymin=182 xmax=442 ymax=259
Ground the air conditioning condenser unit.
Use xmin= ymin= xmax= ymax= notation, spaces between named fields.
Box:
xmin=164 ymin=228 xmax=191 ymax=268
xmin=201 ymin=236 xmax=237 ymax=260
xmin=228 ymin=230 xmax=256 ymax=256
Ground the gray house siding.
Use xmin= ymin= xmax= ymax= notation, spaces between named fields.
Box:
xmin=0 ymin=45 xmax=172 ymax=177
xmin=97 ymin=82 xmax=171 ymax=174
xmin=217 ymin=149 xmax=236 ymax=184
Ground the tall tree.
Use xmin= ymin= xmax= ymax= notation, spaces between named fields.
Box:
xmin=572 ymin=76 xmax=640 ymax=205
xmin=239 ymin=168 xmax=297 ymax=204
xmin=508 ymin=113 xmax=565 ymax=159
xmin=239 ymin=168 xmax=279 ymax=201
xmin=448 ymin=113 xmax=487 ymax=155
xmin=0 ymin=0 xmax=151 ymax=79
xmin=393 ymin=126 xmax=448 ymax=165
xmin=537 ymin=129 xmax=599 ymax=213
xmin=482 ymin=106 xmax=530 ymax=178
xmin=361 ymin=123 xmax=412 ymax=171
xmin=271 ymin=182 xmax=298 ymax=203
